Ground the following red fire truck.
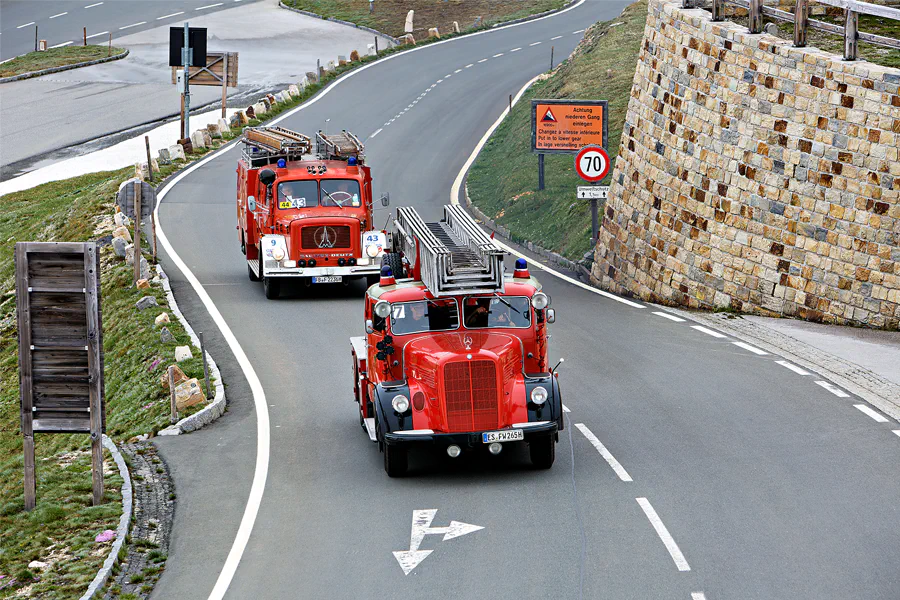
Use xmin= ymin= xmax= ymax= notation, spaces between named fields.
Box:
xmin=236 ymin=126 xmax=390 ymax=299
xmin=350 ymin=204 xmax=563 ymax=477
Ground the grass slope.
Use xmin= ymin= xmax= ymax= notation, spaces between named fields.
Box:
xmin=284 ymin=0 xmax=567 ymax=38
xmin=467 ymin=0 xmax=648 ymax=261
xmin=0 ymin=46 xmax=126 ymax=78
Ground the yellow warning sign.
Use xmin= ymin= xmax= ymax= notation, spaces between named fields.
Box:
xmin=532 ymin=99 xmax=608 ymax=154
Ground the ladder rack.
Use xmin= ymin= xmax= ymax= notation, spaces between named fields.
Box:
xmin=316 ymin=130 xmax=365 ymax=162
xmin=394 ymin=205 xmax=505 ymax=296
xmin=241 ymin=126 xmax=312 ymax=167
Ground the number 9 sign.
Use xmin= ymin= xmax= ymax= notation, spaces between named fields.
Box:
xmin=574 ymin=145 xmax=610 ymax=183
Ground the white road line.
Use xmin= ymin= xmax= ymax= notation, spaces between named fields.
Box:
xmin=454 ymin=68 xmax=462 ymax=73
xmin=691 ymin=325 xmax=727 ymax=339
xmin=85 ymin=31 xmax=109 ymax=39
xmin=530 ymin=41 xmax=542 ymax=46
xmin=370 ymin=128 xmax=383 ymax=138
xmin=732 ymin=341 xmax=768 ymax=355
xmin=893 ymin=430 xmax=900 ymax=438
xmin=776 ymin=360 xmax=810 ymax=375
xmin=196 ymin=2 xmax=224 ymax=9
xmin=510 ymin=47 xmax=521 ymax=52
xmin=692 ymin=594 xmax=707 ymax=600
xmin=652 ymin=311 xmax=685 ymax=322
xmin=50 ymin=41 xmax=74 ymax=48
xmin=84 ymin=2 xmax=103 ymax=7
xmin=50 ymin=12 xmax=68 ymax=19
xmin=477 ymin=58 xmax=488 ymax=63
xmin=636 ymin=498 xmax=691 ymax=571
xmin=493 ymin=52 xmax=504 ymax=57
xmin=551 ymin=35 xmax=563 ymax=40
xmin=575 ymin=424 xmax=633 ymax=482
xmin=573 ymin=29 xmax=586 ymax=33
xmin=563 ymin=404 xmax=571 ymax=413
xmin=815 ymin=381 xmax=850 ymax=398
xmin=16 ymin=22 xmax=35 ymax=29
xmin=465 ymin=63 xmax=473 ymax=68
xmin=119 ymin=21 xmax=147 ymax=29
xmin=157 ymin=11 xmax=185 ymax=19
xmin=854 ymin=404 xmax=889 ymax=423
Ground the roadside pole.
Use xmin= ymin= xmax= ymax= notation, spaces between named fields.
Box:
xmin=83 ymin=27 xmax=87 ymax=46
xmin=221 ymin=53 xmax=228 ymax=118
xmin=144 ymin=135 xmax=154 ymax=183
xmin=133 ymin=182 xmax=142 ymax=284
xmin=183 ymin=22 xmax=191 ymax=140
xmin=34 ymin=26 xmax=38 ymax=52
xmin=168 ymin=366 xmax=178 ymax=424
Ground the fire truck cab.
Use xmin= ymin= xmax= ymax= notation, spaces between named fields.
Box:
xmin=350 ymin=205 xmax=563 ymax=477
xmin=237 ymin=126 xmax=389 ymax=298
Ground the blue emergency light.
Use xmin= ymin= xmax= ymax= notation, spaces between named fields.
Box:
xmin=277 ymin=158 xmax=287 ymax=168
xmin=348 ymin=156 xmax=358 ymax=166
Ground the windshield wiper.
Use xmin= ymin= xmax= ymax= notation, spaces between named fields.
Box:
xmin=493 ymin=293 xmax=521 ymax=314
xmin=322 ymin=188 xmax=344 ymax=209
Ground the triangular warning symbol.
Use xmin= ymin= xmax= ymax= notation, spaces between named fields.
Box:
xmin=541 ymin=108 xmax=557 ymax=122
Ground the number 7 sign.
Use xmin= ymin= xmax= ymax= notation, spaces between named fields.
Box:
xmin=574 ymin=145 xmax=610 ymax=183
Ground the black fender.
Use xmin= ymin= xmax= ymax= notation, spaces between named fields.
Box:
xmin=372 ymin=381 xmax=412 ymax=441
xmin=525 ymin=374 xmax=563 ymax=431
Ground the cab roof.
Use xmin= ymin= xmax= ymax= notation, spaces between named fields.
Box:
xmin=368 ymin=275 xmax=542 ymax=302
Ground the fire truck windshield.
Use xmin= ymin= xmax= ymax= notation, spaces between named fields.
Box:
xmin=390 ymin=299 xmax=459 ymax=335
xmin=320 ymin=179 xmax=362 ymax=208
xmin=277 ymin=180 xmax=318 ymax=210
xmin=463 ymin=296 xmax=532 ymax=329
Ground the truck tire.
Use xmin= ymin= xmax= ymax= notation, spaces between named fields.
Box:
xmin=264 ymin=276 xmax=280 ymax=299
xmin=384 ymin=444 xmax=407 ymax=477
xmin=529 ymin=437 xmax=555 ymax=469
xmin=381 ymin=253 xmax=404 ymax=279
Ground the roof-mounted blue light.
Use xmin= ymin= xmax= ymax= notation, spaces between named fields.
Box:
xmin=381 ymin=265 xmax=392 ymax=277
xmin=515 ymin=258 xmax=527 ymax=270
xmin=277 ymin=158 xmax=286 ymax=168
xmin=348 ymin=156 xmax=358 ymax=166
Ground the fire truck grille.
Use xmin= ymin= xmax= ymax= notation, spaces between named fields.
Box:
xmin=443 ymin=360 xmax=498 ymax=432
xmin=300 ymin=226 xmax=352 ymax=250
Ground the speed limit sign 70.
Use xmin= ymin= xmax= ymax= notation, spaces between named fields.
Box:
xmin=574 ymin=145 xmax=610 ymax=183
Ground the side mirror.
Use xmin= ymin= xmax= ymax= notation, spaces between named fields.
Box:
xmin=247 ymin=195 xmax=257 ymax=211
xmin=546 ymin=308 xmax=556 ymax=324
xmin=380 ymin=192 xmax=390 ymax=207
xmin=259 ymin=168 xmax=277 ymax=188
xmin=365 ymin=319 xmax=374 ymax=334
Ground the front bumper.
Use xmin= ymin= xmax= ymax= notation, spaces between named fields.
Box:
xmin=264 ymin=264 xmax=381 ymax=278
xmin=383 ymin=421 xmax=558 ymax=447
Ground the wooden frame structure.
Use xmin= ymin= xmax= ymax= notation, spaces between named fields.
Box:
xmin=15 ymin=242 xmax=105 ymax=510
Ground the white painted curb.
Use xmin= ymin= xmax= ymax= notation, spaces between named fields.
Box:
xmin=79 ymin=435 xmax=132 ymax=600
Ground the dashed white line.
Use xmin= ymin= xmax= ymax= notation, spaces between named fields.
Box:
xmin=119 ymin=21 xmax=147 ymax=30
xmin=815 ymin=381 xmax=850 ymax=398
xmin=692 ymin=594 xmax=707 ymax=600
xmin=454 ymin=68 xmax=462 ymax=73
xmin=196 ymin=2 xmax=224 ymax=9
xmin=776 ymin=360 xmax=810 ymax=375
xmin=157 ymin=11 xmax=185 ymax=19
xmin=551 ymin=35 xmax=563 ymax=40
xmin=652 ymin=311 xmax=685 ymax=322
xmin=529 ymin=41 xmax=542 ymax=46
xmin=85 ymin=31 xmax=109 ymax=39
xmin=510 ymin=47 xmax=521 ymax=52
xmin=563 ymin=404 xmax=571 ymax=413
xmin=691 ymin=325 xmax=727 ymax=339
xmin=16 ymin=22 xmax=35 ymax=29
xmin=854 ymin=404 xmax=889 ymax=423
xmin=893 ymin=430 xmax=900 ymax=438
xmin=84 ymin=2 xmax=104 ymax=8
xmin=370 ymin=128 xmax=383 ymax=138
xmin=575 ymin=423 xmax=632 ymax=482
xmin=464 ymin=63 xmax=473 ymax=68
xmin=573 ymin=29 xmax=586 ymax=33
xmin=732 ymin=341 xmax=768 ymax=355
xmin=493 ymin=52 xmax=504 ymax=57
xmin=636 ymin=498 xmax=691 ymax=572
xmin=50 ymin=41 xmax=73 ymax=48
xmin=50 ymin=12 xmax=68 ymax=19
xmin=477 ymin=58 xmax=488 ymax=63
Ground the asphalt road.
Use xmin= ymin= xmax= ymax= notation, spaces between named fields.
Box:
xmin=153 ymin=1 xmax=900 ymax=598
xmin=0 ymin=0 xmax=257 ymax=60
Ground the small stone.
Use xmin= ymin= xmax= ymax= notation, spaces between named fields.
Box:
xmin=112 ymin=237 xmax=128 ymax=257
xmin=217 ymin=117 xmax=230 ymax=132
xmin=136 ymin=278 xmax=150 ymax=289
xmin=168 ymin=144 xmax=186 ymax=161
xmin=174 ymin=378 xmax=206 ymax=410
xmin=764 ymin=22 xmax=779 ymax=35
xmin=155 ymin=312 xmax=170 ymax=327
xmin=125 ymin=244 xmax=136 ymax=265
xmin=113 ymin=226 xmax=132 ymax=243
xmin=136 ymin=296 xmax=158 ymax=311
xmin=160 ymin=364 xmax=187 ymax=388
xmin=207 ymin=123 xmax=222 ymax=139
xmin=140 ymin=257 xmax=150 ymax=280
xmin=367 ymin=43 xmax=376 ymax=56
xmin=453 ymin=21 xmax=460 ymax=34
xmin=158 ymin=147 xmax=172 ymax=165
xmin=237 ymin=110 xmax=249 ymax=125
xmin=191 ymin=130 xmax=207 ymax=149
xmin=402 ymin=34 xmax=416 ymax=45
xmin=175 ymin=345 xmax=193 ymax=362
xmin=349 ymin=50 xmax=359 ymax=62
xmin=114 ymin=212 xmax=128 ymax=227
xmin=27 ymin=561 xmax=48 ymax=570
xmin=338 ymin=55 xmax=348 ymax=66
xmin=428 ymin=27 xmax=440 ymax=39
xmin=287 ymin=84 xmax=299 ymax=97
xmin=155 ymin=264 xmax=167 ymax=278
xmin=201 ymin=130 xmax=213 ymax=146
xmin=160 ymin=327 xmax=176 ymax=344
xmin=95 ymin=530 xmax=116 ymax=543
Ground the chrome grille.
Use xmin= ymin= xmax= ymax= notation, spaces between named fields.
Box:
xmin=442 ymin=360 xmax=498 ymax=432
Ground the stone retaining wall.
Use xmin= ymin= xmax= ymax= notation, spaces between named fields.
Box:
xmin=592 ymin=0 xmax=900 ymax=327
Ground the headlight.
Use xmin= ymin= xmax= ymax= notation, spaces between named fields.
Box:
xmin=531 ymin=386 xmax=548 ymax=405
xmin=391 ymin=394 xmax=410 ymax=413
xmin=366 ymin=244 xmax=381 ymax=258
xmin=272 ymin=248 xmax=285 ymax=261
xmin=374 ymin=300 xmax=391 ymax=318
xmin=531 ymin=292 xmax=550 ymax=310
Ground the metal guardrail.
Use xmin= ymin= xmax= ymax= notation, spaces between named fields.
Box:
xmin=684 ymin=0 xmax=900 ymax=60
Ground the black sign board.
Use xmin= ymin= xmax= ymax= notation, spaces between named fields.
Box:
xmin=168 ymin=27 xmax=207 ymax=67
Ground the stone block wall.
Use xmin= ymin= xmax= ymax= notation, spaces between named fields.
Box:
xmin=592 ymin=0 xmax=900 ymax=327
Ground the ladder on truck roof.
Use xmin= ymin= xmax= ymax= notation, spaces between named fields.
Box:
xmin=316 ymin=130 xmax=364 ymax=162
xmin=394 ymin=205 xmax=505 ymax=296
xmin=241 ymin=126 xmax=312 ymax=167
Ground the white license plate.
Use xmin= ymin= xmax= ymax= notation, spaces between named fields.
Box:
xmin=482 ymin=429 xmax=524 ymax=443
xmin=312 ymin=276 xmax=342 ymax=283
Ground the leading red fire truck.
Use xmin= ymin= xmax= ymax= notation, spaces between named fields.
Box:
xmin=236 ymin=126 xmax=389 ymax=298
xmin=350 ymin=205 xmax=563 ymax=477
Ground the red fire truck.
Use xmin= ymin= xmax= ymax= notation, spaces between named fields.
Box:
xmin=350 ymin=205 xmax=563 ymax=476
xmin=236 ymin=126 xmax=389 ymax=298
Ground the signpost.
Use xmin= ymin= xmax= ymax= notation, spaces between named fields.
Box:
xmin=117 ymin=178 xmax=158 ymax=274
xmin=170 ymin=51 xmax=238 ymax=118
xmin=577 ymin=185 xmax=609 ymax=200
xmin=531 ymin=99 xmax=608 ymax=190
xmin=574 ymin=145 xmax=611 ymax=245
xmin=169 ymin=25 xmax=208 ymax=146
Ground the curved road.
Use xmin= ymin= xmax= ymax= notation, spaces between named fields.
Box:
xmin=153 ymin=2 xmax=900 ymax=598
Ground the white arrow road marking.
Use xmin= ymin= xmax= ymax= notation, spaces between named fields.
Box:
xmin=893 ymin=430 xmax=900 ymax=438
xmin=393 ymin=509 xmax=483 ymax=575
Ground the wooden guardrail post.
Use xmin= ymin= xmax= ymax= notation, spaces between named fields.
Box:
xmin=749 ymin=0 xmax=764 ymax=33
xmin=133 ymin=181 xmax=142 ymax=284
xmin=794 ymin=0 xmax=809 ymax=46
xmin=168 ymin=366 xmax=178 ymax=424
xmin=844 ymin=9 xmax=859 ymax=59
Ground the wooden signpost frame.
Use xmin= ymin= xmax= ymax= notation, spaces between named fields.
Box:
xmin=15 ymin=242 xmax=105 ymax=511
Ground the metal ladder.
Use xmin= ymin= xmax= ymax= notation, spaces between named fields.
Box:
xmin=242 ymin=126 xmax=312 ymax=158
xmin=315 ymin=130 xmax=365 ymax=161
xmin=394 ymin=205 xmax=505 ymax=296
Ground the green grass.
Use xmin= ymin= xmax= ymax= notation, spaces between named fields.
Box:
xmin=468 ymin=0 xmax=648 ymax=261
xmin=0 ymin=45 xmax=126 ymax=78
xmin=775 ymin=13 xmax=900 ymax=68
xmin=284 ymin=0 xmax=567 ymax=38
